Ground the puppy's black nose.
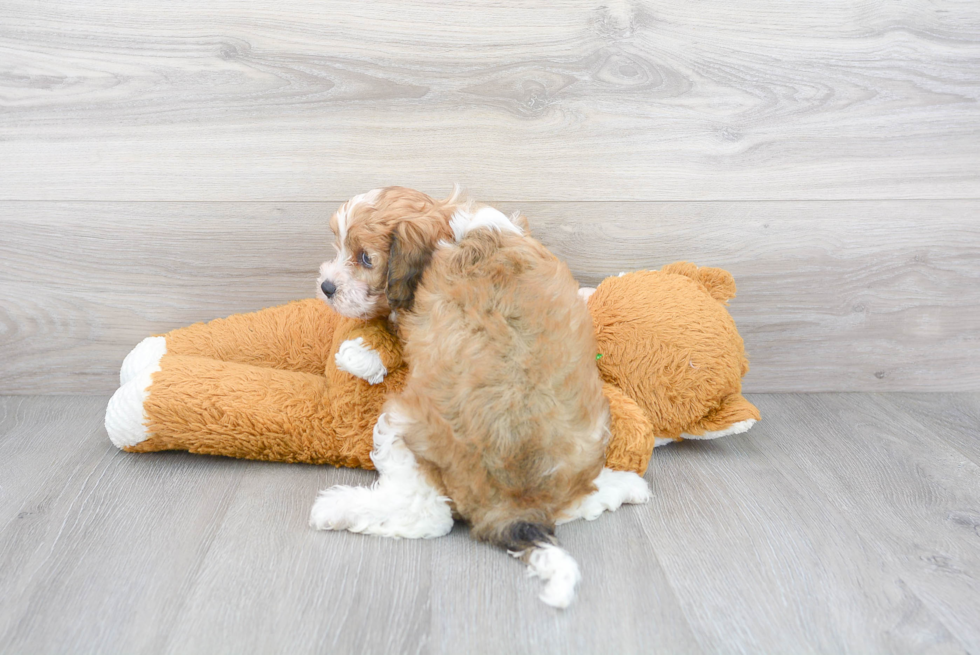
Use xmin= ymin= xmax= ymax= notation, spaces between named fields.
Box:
xmin=321 ymin=280 xmax=337 ymax=298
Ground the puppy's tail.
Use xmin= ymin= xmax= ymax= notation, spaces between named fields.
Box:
xmin=499 ymin=522 xmax=581 ymax=609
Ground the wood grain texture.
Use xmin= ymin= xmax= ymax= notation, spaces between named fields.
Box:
xmin=2 ymin=393 xmax=980 ymax=653
xmin=636 ymin=400 xmax=970 ymax=654
xmin=0 ymin=396 xmax=105 ymax=527
xmin=2 ymin=200 xmax=978 ymax=394
xmin=0 ymin=397 xmax=248 ymax=654
xmin=425 ymin=507 xmax=704 ymax=654
xmin=1 ymin=0 xmax=978 ymax=201
xmin=874 ymin=393 xmax=980 ymax=466
xmin=749 ymin=393 xmax=980 ymax=654
xmin=160 ymin=465 xmax=437 ymax=655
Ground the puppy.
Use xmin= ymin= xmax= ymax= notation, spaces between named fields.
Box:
xmin=312 ymin=187 xmax=650 ymax=608
xmin=316 ymin=186 xmax=459 ymax=384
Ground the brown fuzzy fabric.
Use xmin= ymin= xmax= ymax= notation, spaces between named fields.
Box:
xmin=590 ymin=263 xmax=760 ymax=468
xmin=124 ymin=265 xmax=759 ymax=475
xmin=131 ymin=300 xmax=406 ymax=469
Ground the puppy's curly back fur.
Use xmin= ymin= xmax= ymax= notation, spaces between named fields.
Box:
xmin=390 ymin=228 xmax=608 ymax=543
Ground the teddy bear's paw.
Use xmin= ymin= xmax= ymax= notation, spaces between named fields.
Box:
xmin=556 ymin=468 xmax=651 ymax=524
xmin=309 ymin=483 xmax=453 ymax=539
xmin=335 ymin=337 xmax=388 ymax=385
xmin=683 ymin=419 xmax=757 ymax=440
xmin=105 ymin=361 xmax=160 ymax=448
xmin=120 ymin=336 xmax=167 ymax=386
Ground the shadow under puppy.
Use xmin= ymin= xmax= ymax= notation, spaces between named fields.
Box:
xmin=311 ymin=187 xmax=650 ymax=608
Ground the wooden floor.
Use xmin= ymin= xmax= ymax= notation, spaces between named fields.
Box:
xmin=2 ymin=393 xmax=978 ymax=654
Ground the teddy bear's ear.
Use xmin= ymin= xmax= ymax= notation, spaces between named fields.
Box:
xmin=385 ymin=225 xmax=436 ymax=312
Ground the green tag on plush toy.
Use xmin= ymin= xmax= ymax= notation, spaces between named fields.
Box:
xmin=596 ymin=353 xmax=603 ymax=361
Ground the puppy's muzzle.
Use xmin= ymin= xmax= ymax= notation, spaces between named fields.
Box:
xmin=321 ymin=280 xmax=337 ymax=299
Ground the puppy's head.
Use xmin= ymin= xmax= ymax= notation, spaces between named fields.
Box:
xmin=317 ymin=186 xmax=459 ymax=320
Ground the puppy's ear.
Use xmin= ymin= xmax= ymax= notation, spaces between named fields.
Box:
xmin=386 ymin=225 xmax=436 ymax=312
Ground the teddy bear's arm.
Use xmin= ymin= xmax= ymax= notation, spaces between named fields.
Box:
xmin=334 ymin=318 xmax=404 ymax=385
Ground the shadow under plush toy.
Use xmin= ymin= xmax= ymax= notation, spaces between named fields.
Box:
xmin=106 ymin=262 xmax=759 ymax=476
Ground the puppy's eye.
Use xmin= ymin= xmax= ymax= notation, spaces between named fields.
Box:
xmin=359 ymin=252 xmax=373 ymax=269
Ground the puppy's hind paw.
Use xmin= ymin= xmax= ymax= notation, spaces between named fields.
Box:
xmin=309 ymin=482 xmax=454 ymax=539
xmin=309 ymin=485 xmax=366 ymax=531
xmin=591 ymin=468 xmax=652 ymax=510
xmin=557 ymin=468 xmax=651 ymax=524
xmin=618 ymin=470 xmax=653 ymax=505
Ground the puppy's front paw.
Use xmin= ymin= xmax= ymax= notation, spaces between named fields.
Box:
xmin=335 ymin=337 xmax=387 ymax=385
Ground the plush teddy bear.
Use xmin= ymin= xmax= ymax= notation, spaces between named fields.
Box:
xmin=105 ymin=263 xmax=759 ymax=475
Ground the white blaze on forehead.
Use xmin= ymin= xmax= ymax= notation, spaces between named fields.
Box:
xmin=319 ymin=188 xmax=385 ymax=320
xmin=334 ymin=188 xmax=382 ymax=244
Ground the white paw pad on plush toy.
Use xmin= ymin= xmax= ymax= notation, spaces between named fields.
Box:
xmin=105 ymin=365 xmax=157 ymax=448
xmin=119 ymin=336 xmax=167 ymax=386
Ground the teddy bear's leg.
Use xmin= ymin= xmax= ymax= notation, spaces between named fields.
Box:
xmin=602 ymin=383 xmax=657 ymax=475
xmin=107 ymin=353 xmax=376 ymax=468
xmin=119 ymin=299 xmax=337 ymax=386
xmin=120 ymin=337 xmax=168 ymax=386
xmin=106 ymin=355 xmax=162 ymax=448
xmin=556 ymin=468 xmax=651 ymax=524
xmin=310 ymin=411 xmax=454 ymax=539
xmin=682 ymin=393 xmax=761 ymax=440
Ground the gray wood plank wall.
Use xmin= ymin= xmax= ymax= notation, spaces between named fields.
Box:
xmin=2 ymin=0 xmax=978 ymax=393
